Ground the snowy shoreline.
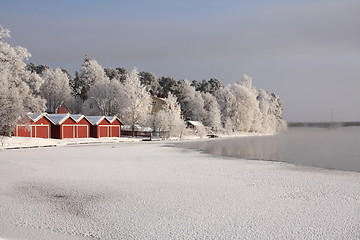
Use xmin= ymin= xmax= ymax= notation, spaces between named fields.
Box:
xmin=0 ymin=140 xmax=359 ymax=239
xmin=0 ymin=132 xmax=268 ymax=150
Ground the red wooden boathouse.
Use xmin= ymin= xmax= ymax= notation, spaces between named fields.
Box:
xmin=47 ymin=114 xmax=91 ymax=139
xmin=14 ymin=113 xmax=52 ymax=138
xmin=87 ymin=116 xmax=122 ymax=138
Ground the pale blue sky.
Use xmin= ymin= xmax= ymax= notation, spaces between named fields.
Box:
xmin=1 ymin=0 xmax=359 ymax=121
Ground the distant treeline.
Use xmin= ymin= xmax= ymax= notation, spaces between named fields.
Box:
xmin=288 ymin=122 xmax=360 ymax=128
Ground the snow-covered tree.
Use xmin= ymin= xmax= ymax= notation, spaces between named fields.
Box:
xmin=40 ymin=68 xmax=72 ymax=113
xmin=258 ymin=89 xmax=275 ymax=133
xmin=76 ymin=56 xmax=109 ymax=100
xmin=152 ymin=109 xmax=169 ymax=134
xmin=174 ymin=80 xmax=205 ymax=121
xmin=235 ymin=74 xmax=262 ymax=132
xmin=104 ymin=67 xmax=128 ymax=83
xmin=216 ymin=74 xmax=262 ymax=133
xmin=269 ymin=92 xmax=287 ymax=132
xmin=201 ymin=92 xmax=222 ymax=132
xmin=83 ymin=79 xmax=124 ymax=116
xmin=0 ymin=25 xmax=45 ymax=135
xmin=139 ymin=71 xmax=160 ymax=95
xmin=152 ymin=93 xmax=186 ymax=138
xmin=120 ymin=68 xmax=152 ymax=134
xmin=0 ymin=71 xmax=22 ymax=136
xmin=158 ymin=76 xmax=178 ymax=95
xmin=216 ymin=86 xmax=236 ymax=132
xmin=258 ymin=89 xmax=287 ymax=133
xmin=191 ymin=78 xmax=223 ymax=94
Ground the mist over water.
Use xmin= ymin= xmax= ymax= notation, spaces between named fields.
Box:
xmin=177 ymin=127 xmax=360 ymax=173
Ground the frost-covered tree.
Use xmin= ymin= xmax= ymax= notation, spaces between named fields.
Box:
xmin=26 ymin=63 xmax=50 ymax=75
xmin=0 ymin=25 xmax=45 ymax=135
xmin=120 ymin=68 xmax=152 ymax=134
xmin=216 ymin=86 xmax=236 ymax=132
xmin=191 ymin=78 xmax=223 ymax=95
xmin=234 ymin=75 xmax=262 ymax=132
xmin=201 ymin=92 xmax=222 ymax=132
xmin=139 ymin=71 xmax=160 ymax=95
xmin=69 ymin=71 xmax=79 ymax=95
xmin=173 ymin=80 xmax=205 ymax=121
xmin=0 ymin=71 xmax=22 ymax=136
xmin=152 ymin=93 xmax=186 ymax=138
xmin=115 ymin=67 xmax=128 ymax=82
xmin=104 ymin=67 xmax=128 ymax=83
xmin=258 ymin=89 xmax=276 ymax=133
xmin=76 ymin=56 xmax=108 ymax=100
xmin=269 ymin=92 xmax=287 ymax=132
xmin=40 ymin=68 xmax=72 ymax=113
xmin=158 ymin=76 xmax=179 ymax=95
xmin=84 ymin=79 xmax=124 ymax=116
xmin=216 ymin=74 xmax=262 ymax=133
xmin=258 ymin=89 xmax=287 ymax=133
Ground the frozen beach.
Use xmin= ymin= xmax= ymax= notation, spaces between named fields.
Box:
xmin=0 ymin=141 xmax=359 ymax=240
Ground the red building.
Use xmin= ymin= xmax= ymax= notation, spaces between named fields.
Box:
xmin=14 ymin=113 xmax=123 ymax=139
xmin=47 ymin=114 xmax=91 ymax=139
xmin=14 ymin=113 xmax=52 ymax=138
xmin=87 ymin=116 xmax=122 ymax=138
xmin=56 ymin=103 xmax=71 ymax=114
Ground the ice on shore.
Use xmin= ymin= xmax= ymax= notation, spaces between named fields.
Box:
xmin=0 ymin=142 xmax=359 ymax=239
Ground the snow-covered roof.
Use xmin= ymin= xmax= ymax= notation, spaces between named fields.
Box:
xmin=142 ymin=127 xmax=153 ymax=132
xmin=46 ymin=114 xmax=70 ymax=125
xmin=27 ymin=113 xmax=46 ymax=122
xmin=105 ymin=116 xmax=116 ymax=122
xmin=122 ymin=125 xmax=141 ymax=131
xmin=122 ymin=125 xmax=152 ymax=132
xmin=106 ymin=116 xmax=123 ymax=124
xmin=186 ymin=121 xmax=203 ymax=127
xmin=70 ymin=114 xmax=85 ymax=122
xmin=86 ymin=116 xmax=106 ymax=125
xmin=152 ymin=96 xmax=167 ymax=101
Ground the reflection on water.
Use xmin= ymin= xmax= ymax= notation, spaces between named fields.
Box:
xmin=177 ymin=127 xmax=360 ymax=172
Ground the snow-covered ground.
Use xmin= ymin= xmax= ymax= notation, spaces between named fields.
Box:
xmin=0 ymin=141 xmax=359 ymax=240
xmin=0 ymin=132 xmax=264 ymax=150
xmin=0 ymin=136 xmax=146 ymax=150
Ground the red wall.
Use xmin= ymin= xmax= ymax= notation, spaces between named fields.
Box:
xmin=16 ymin=126 xmax=31 ymax=137
xmin=57 ymin=105 xmax=70 ymax=114
xmin=33 ymin=125 xmax=49 ymax=138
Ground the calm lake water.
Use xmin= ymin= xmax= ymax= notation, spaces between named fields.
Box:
xmin=177 ymin=127 xmax=360 ymax=173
